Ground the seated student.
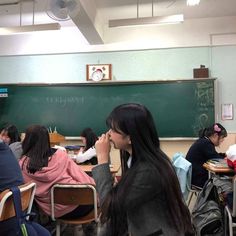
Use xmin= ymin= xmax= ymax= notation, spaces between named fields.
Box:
xmin=186 ymin=123 xmax=227 ymax=188
xmin=225 ymin=144 xmax=236 ymax=209
xmin=74 ymin=128 xmax=98 ymax=165
xmin=0 ymin=139 xmax=24 ymax=235
xmin=92 ymin=103 xmax=194 ymax=236
xmin=0 ymin=124 xmax=23 ymax=160
xmin=226 ymin=144 xmax=236 ymax=171
xmin=0 ymin=139 xmax=24 ymax=192
xmin=19 ymin=125 xmax=95 ymax=222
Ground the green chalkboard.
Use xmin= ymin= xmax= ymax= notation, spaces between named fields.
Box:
xmin=0 ymin=79 xmax=215 ymax=137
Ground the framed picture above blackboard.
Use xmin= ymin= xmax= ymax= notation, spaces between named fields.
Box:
xmin=86 ymin=64 xmax=112 ymax=81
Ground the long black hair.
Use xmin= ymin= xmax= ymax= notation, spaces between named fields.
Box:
xmin=80 ymin=128 xmax=98 ymax=151
xmin=0 ymin=124 xmax=21 ymax=144
xmin=101 ymin=103 xmax=193 ymax=236
xmin=21 ymin=125 xmax=53 ymax=174
xmin=199 ymin=123 xmax=227 ymax=138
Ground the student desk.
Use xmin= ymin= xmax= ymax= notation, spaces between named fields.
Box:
xmin=78 ymin=164 xmax=121 ymax=175
xmin=203 ymin=163 xmax=234 ymax=179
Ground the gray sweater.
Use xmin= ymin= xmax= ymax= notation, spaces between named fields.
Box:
xmin=9 ymin=141 xmax=23 ymax=160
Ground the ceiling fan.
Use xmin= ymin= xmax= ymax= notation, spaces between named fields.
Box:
xmin=46 ymin=0 xmax=79 ymax=21
xmin=0 ymin=0 xmax=61 ymax=35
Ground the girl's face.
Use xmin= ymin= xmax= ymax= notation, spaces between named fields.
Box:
xmin=108 ymin=128 xmax=132 ymax=154
xmin=0 ymin=130 xmax=10 ymax=144
xmin=210 ymin=133 xmax=225 ymax=146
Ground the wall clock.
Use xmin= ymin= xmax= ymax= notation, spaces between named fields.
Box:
xmin=86 ymin=64 xmax=112 ymax=81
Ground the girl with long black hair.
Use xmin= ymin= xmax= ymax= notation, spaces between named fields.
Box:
xmin=92 ymin=103 xmax=194 ymax=236
xmin=74 ymin=128 xmax=98 ymax=165
xmin=0 ymin=124 xmax=22 ymax=160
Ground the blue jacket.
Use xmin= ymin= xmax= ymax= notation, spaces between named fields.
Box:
xmin=0 ymin=140 xmax=24 ymax=192
xmin=172 ymin=152 xmax=192 ymax=201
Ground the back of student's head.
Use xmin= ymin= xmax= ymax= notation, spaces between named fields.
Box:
xmin=22 ymin=125 xmax=52 ymax=174
xmin=198 ymin=123 xmax=227 ymax=138
xmin=0 ymin=124 xmax=21 ymax=144
xmin=106 ymin=103 xmax=160 ymax=159
xmin=80 ymin=128 xmax=98 ymax=150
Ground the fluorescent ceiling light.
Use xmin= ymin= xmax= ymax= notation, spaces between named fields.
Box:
xmin=187 ymin=0 xmax=200 ymax=6
xmin=0 ymin=23 xmax=61 ymax=35
xmin=0 ymin=0 xmax=19 ymax=6
xmin=109 ymin=14 xmax=184 ymax=28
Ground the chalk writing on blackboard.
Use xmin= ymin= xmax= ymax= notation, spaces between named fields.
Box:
xmin=46 ymin=96 xmax=85 ymax=107
xmin=193 ymin=113 xmax=209 ymax=136
xmin=195 ymin=82 xmax=214 ymax=107
xmin=192 ymin=81 xmax=214 ymax=136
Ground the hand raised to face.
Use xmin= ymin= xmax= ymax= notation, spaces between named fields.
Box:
xmin=95 ymin=132 xmax=111 ymax=164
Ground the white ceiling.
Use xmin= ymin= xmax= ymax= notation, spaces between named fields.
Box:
xmin=0 ymin=0 xmax=236 ymax=25
xmin=96 ymin=0 xmax=236 ymax=20
xmin=0 ymin=0 xmax=236 ymax=44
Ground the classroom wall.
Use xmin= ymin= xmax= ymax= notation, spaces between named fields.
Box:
xmin=59 ymin=133 xmax=236 ymax=176
xmin=161 ymin=133 xmax=236 ymax=158
xmin=0 ymin=15 xmax=236 ymax=156
xmin=0 ymin=45 xmax=235 ymax=133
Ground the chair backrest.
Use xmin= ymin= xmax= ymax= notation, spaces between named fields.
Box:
xmin=50 ymin=183 xmax=98 ymax=221
xmin=232 ymin=176 xmax=236 ymax=217
xmin=172 ymin=152 xmax=192 ymax=200
xmin=0 ymin=182 xmax=36 ymax=221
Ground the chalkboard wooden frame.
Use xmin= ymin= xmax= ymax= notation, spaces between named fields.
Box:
xmin=0 ymin=78 xmax=216 ymax=138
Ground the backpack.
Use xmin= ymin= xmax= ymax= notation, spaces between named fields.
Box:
xmin=10 ymin=186 xmax=51 ymax=236
xmin=192 ymin=179 xmax=224 ymax=236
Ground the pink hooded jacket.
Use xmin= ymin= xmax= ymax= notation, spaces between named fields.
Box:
xmin=19 ymin=149 xmax=95 ymax=217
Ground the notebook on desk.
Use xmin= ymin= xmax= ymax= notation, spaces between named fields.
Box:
xmin=206 ymin=159 xmax=229 ymax=169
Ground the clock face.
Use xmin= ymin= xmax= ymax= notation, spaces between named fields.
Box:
xmin=91 ymin=70 xmax=104 ymax=81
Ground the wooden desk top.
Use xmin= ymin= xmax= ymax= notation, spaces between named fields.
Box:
xmin=203 ymin=163 xmax=234 ymax=174
xmin=78 ymin=164 xmax=121 ymax=174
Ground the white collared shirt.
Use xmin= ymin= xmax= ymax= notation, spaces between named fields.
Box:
xmin=127 ymin=156 xmax=132 ymax=168
xmin=75 ymin=147 xmax=96 ymax=163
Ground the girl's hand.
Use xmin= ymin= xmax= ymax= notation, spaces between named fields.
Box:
xmin=95 ymin=132 xmax=111 ymax=164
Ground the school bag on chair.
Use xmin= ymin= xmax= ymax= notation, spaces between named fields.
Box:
xmin=10 ymin=186 xmax=51 ymax=236
xmin=192 ymin=178 xmax=224 ymax=236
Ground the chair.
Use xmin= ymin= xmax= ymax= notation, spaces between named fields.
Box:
xmin=224 ymin=176 xmax=236 ymax=236
xmin=186 ymin=184 xmax=202 ymax=207
xmin=172 ymin=153 xmax=192 ymax=202
xmin=172 ymin=152 xmax=202 ymax=207
xmin=50 ymin=183 xmax=99 ymax=236
xmin=0 ymin=182 xmax=36 ymax=221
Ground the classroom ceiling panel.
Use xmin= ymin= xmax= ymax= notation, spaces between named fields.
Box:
xmin=95 ymin=0 xmax=236 ymax=20
xmin=0 ymin=0 xmax=235 ymax=24
xmin=0 ymin=0 xmax=236 ymax=44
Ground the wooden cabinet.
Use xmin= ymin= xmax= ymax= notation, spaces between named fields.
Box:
xmin=49 ymin=133 xmax=65 ymax=146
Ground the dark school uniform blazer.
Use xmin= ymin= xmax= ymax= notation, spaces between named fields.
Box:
xmin=186 ymin=137 xmax=224 ymax=188
xmin=92 ymin=163 xmax=186 ymax=236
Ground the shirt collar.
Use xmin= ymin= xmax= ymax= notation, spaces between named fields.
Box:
xmin=127 ymin=156 xmax=132 ymax=168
